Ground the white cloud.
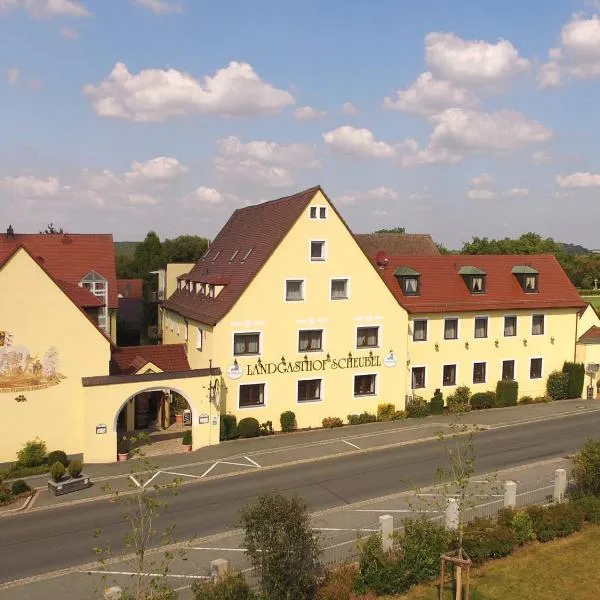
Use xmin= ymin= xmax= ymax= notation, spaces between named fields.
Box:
xmin=124 ymin=156 xmax=188 ymax=183
xmin=0 ymin=174 xmax=60 ymax=197
xmin=372 ymin=209 xmax=388 ymax=217
xmin=294 ymin=106 xmax=327 ymax=120
xmin=425 ymin=32 xmax=530 ymax=87
xmin=365 ymin=186 xmax=400 ymax=201
xmin=470 ymin=173 xmax=494 ymax=186
xmin=59 ymin=25 xmax=78 ymax=39
xmin=216 ymin=136 xmax=319 ymax=168
xmin=323 ymin=126 xmax=397 ymax=158
xmin=83 ymin=61 xmax=294 ymax=122
xmin=132 ymin=0 xmax=182 ymax=14
xmin=214 ymin=157 xmax=293 ymax=187
xmin=333 ymin=186 xmax=400 ymax=206
xmin=185 ymin=186 xmax=223 ymax=205
xmin=556 ymin=172 xmax=600 ymax=188
xmin=5 ymin=67 xmax=19 ymax=84
xmin=383 ymin=71 xmax=480 ymax=116
xmin=342 ymin=102 xmax=359 ymax=115
xmin=127 ymin=193 xmax=159 ymax=205
xmin=467 ymin=188 xmax=496 ymax=200
xmin=0 ymin=0 xmax=91 ymax=18
xmin=532 ymin=150 xmax=552 ymax=164
xmin=398 ymin=140 xmax=463 ymax=167
xmin=503 ymin=187 xmax=530 ymax=197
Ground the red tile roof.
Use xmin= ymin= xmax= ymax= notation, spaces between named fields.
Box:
xmin=117 ymin=278 xmax=143 ymax=299
xmin=578 ymin=326 xmax=600 ymax=344
xmin=377 ymin=255 xmax=586 ymax=313
xmin=163 ymin=186 xmax=322 ymax=325
xmin=56 ymin=280 xmax=104 ymax=308
xmin=110 ymin=344 xmax=190 ymax=375
xmin=355 ymin=233 xmax=440 ymax=257
xmin=0 ymin=233 xmax=118 ymax=308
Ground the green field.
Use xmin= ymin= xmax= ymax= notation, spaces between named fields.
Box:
xmin=581 ymin=296 xmax=600 ymax=311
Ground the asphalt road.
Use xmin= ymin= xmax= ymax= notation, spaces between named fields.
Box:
xmin=1 ymin=410 xmax=598 ymax=584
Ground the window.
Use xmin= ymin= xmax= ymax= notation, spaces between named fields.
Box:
xmin=80 ymin=270 xmax=108 ymax=332
xmin=309 ymin=206 xmax=327 ymax=219
xmin=473 ymin=362 xmax=486 ymax=384
xmin=504 ymin=316 xmax=517 ymax=337
xmin=239 ymin=383 xmax=265 ymax=408
xmin=196 ymin=328 xmax=203 ymax=351
xmin=184 ymin=323 xmax=188 ymax=342
xmin=319 ymin=206 xmax=327 ymax=219
xmin=530 ymin=358 xmax=543 ymax=379
xmin=502 ymin=360 xmax=515 ymax=380
xmin=331 ymin=278 xmax=349 ymax=300
xmin=298 ymin=329 xmax=323 ymax=352
xmin=354 ymin=374 xmax=377 ymax=396
xmin=402 ymin=277 xmax=420 ymax=295
xmin=524 ymin=275 xmax=538 ymax=292
xmin=298 ymin=379 xmax=322 ymax=402
xmin=443 ymin=364 xmax=456 ymax=386
xmin=286 ymin=280 xmax=304 ymax=301
xmin=444 ymin=318 xmax=458 ymax=340
xmin=411 ymin=366 xmax=426 ymax=389
xmin=532 ymin=315 xmax=545 ymax=335
xmin=357 ymin=326 xmax=379 ymax=348
xmin=234 ymin=333 xmax=260 ymax=356
xmin=471 ymin=276 xmax=485 ymax=293
xmin=310 ymin=206 xmax=317 ymax=218
xmin=310 ymin=241 xmax=326 ymax=261
xmin=474 ymin=317 xmax=488 ymax=339
xmin=413 ymin=320 xmax=428 ymax=342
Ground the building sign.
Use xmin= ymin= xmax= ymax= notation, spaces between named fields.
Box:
xmin=226 ymin=363 xmax=243 ymax=380
xmin=96 ymin=424 xmax=107 ymax=435
xmin=245 ymin=354 xmax=383 ymax=377
xmin=199 ymin=413 xmax=209 ymax=424
xmin=383 ymin=351 xmax=398 ymax=368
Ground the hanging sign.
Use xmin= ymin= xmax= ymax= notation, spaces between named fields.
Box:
xmin=199 ymin=413 xmax=209 ymax=425
xmin=226 ymin=363 xmax=243 ymax=380
xmin=384 ymin=352 xmax=398 ymax=368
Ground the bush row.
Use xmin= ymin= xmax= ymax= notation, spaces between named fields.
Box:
xmin=0 ymin=439 xmax=77 ymax=480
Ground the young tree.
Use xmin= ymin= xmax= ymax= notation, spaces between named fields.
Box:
xmin=40 ymin=222 xmax=64 ymax=234
xmin=373 ymin=226 xmax=406 ymax=234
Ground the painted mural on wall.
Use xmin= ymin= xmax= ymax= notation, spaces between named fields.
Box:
xmin=0 ymin=331 xmax=65 ymax=392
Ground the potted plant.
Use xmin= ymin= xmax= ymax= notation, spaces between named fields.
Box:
xmin=47 ymin=459 xmax=91 ymax=496
xmin=68 ymin=459 xmax=83 ymax=478
xmin=117 ymin=436 xmax=130 ymax=461
xmin=181 ymin=430 xmax=192 ymax=452
xmin=173 ymin=395 xmax=188 ymax=425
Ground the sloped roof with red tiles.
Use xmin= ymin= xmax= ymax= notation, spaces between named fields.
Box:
xmin=376 ymin=254 xmax=586 ymax=313
xmin=117 ymin=278 xmax=143 ymax=299
xmin=110 ymin=344 xmax=190 ymax=375
xmin=56 ymin=280 xmax=104 ymax=308
xmin=0 ymin=232 xmax=118 ymax=308
xmin=355 ymin=233 xmax=440 ymax=257
xmin=163 ymin=186 xmax=322 ymax=325
xmin=578 ymin=325 xmax=600 ymax=344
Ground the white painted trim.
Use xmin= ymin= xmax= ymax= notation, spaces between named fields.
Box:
xmin=353 ymin=372 xmax=379 ymax=399
xmin=232 ymin=330 xmax=263 ymax=357
xmin=532 ymin=313 xmax=545 ymax=336
xmin=309 ymin=205 xmax=328 ymax=220
xmin=284 ymin=278 xmax=306 ymax=302
xmin=196 ymin=327 xmax=203 ymax=351
xmin=410 ymin=364 xmax=427 ymax=391
xmin=472 ymin=360 xmax=488 ymax=385
xmin=238 ymin=381 xmax=268 ymax=410
xmin=309 ymin=239 xmax=327 ymax=262
xmin=503 ymin=314 xmax=518 ymax=338
xmin=355 ymin=324 xmax=382 ymax=350
xmin=441 ymin=363 xmax=458 ymax=387
xmin=296 ymin=376 xmax=325 ymax=404
xmin=329 ymin=276 xmax=351 ymax=301
xmin=297 ymin=327 xmax=325 ymax=354
xmin=473 ymin=315 xmax=490 ymax=340
xmin=443 ymin=316 xmax=460 ymax=341
xmin=501 ymin=357 xmax=518 ymax=381
xmin=529 ymin=356 xmax=544 ymax=379
xmin=412 ymin=318 xmax=428 ymax=342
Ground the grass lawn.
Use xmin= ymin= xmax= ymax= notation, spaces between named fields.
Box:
xmin=386 ymin=524 xmax=600 ymax=600
xmin=580 ymin=295 xmax=600 ymax=311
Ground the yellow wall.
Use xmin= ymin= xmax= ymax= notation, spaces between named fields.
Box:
xmin=165 ymin=263 xmax=195 ymax=301
xmin=577 ymin=304 xmax=600 ymax=339
xmin=0 ymin=249 xmax=111 ymax=463
xmin=109 ymin=309 xmax=118 ymax=343
xmin=407 ymin=308 xmax=579 ymax=400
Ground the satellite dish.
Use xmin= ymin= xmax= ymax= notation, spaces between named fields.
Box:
xmin=375 ymin=250 xmax=389 ymax=268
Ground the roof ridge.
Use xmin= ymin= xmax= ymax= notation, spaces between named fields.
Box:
xmin=234 ymin=185 xmax=321 ymax=213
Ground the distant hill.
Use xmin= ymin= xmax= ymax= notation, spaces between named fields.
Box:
xmin=559 ymin=242 xmax=592 ymax=255
xmin=115 ymin=241 xmax=139 ymax=257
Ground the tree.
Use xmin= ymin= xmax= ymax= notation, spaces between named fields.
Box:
xmin=134 ymin=232 xmax=164 ymax=276
xmin=162 ymin=235 xmax=209 ymax=264
xmin=40 ymin=223 xmax=64 ymax=234
xmin=240 ymin=492 xmax=322 ymax=600
xmin=373 ymin=227 xmax=406 ymax=234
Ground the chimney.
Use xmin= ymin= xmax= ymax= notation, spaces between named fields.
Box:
xmin=6 ymin=225 xmax=14 ymax=237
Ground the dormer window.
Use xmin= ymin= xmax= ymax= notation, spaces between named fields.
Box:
xmin=512 ymin=266 xmax=539 ymax=293
xmin=394 ymin=267 xmax=420 ymax=296
xmin=459 ymin=266 xmax=486 ymax=294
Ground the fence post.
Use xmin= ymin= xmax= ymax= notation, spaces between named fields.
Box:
xmin=211 ymin=558 xmax=230 ymax=582
xmin=103 ymin=587 xmax=122 ymax=600
xmin=445 ymin=498 xmax=459 ymax=530
xmin=379 ymin=514 xmax=394 ymax=551
xmin=504 ymin=480 xmax=517 ymax=508
xmin=554 ymin=468 xmax=567 ymax=503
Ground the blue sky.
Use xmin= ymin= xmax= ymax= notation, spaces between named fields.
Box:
xmin=2 ymin=0 xmax=600 ymax=248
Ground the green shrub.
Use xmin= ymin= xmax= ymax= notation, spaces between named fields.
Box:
xmin=117 ymin=436 xmax=130 ymax=454
xmin=10 ymin=479 xmax=31 ymax=496
xmin=400 ymin=518 xmax=450 ymax=584
xmin=461 ymin=517 xmax=517 ymax=565
xmin=470 ymin=391 xmax=496 ymax=410
xmin=280 ymin=411 xmax=297 ymax=433
xmin=563 ymin=362 xmax=585 ymax=399
xmin=46 ymin=450 xmax=68 ymax=467
xmin=260 ymin=421 xmax=274 ymax=436
xmin=192 ymin=570 xmax=257 ymax=600
xmin=17 ymin=439 xmax=47 ymax=468
xmin=0 ymin=464 xmax=49 ymax=480
xmin=377 ymin=403 xmax=396 ymax=421
xmin=546 ymin=371 xmax=569 ymax=400
xmin=429 ymin=390 xmax=444 ymax=415
xmin=525 ymin=503 xmax=585 ymax=542
xmin=237 ymin=417 xmax=260 ymax=438
xmin=391 ymin=410 xmax=406 ymax=420
xmin=322 ymin=417 xmax=344 ymax=429
xmin=511 ymin=512 xmax=536 ymax=545
xmin=572 ymin=439 xmax=600 ymax=496
xmin=315 ymin=563 xmax=359 ymax=600
xmin=406 ymin=396 xmax=430 ymax=419
xmin=518 ymin=396 xmax=533 ymax=404
xmin=182 ymin=430 xmax=192 ymax=445
xmin=347 ymin=412 xmax=377 ymax=425
xmin=446 ymin=386 xmax=471 ymax=413
xmin=220 ymin=414 xmax=238 ymax=440
xmin=534 ymin=395 xmax=552 ymax=403
xmin=50 ymin=461 xmax=66 ymax=483
xmin=67 ymin=460 xmax=83 ymax=478
xmin=0 ymin=483 xmax=11 ymax=504
xmin=572 ymin=495 xmax=600 ymax=524
xmin=496 ymin=379 xmax=518 ymax=407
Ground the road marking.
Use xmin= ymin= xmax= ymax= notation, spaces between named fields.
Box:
xmin=200 ymin=462 xmax=219 ymax=478
xmin=353 ymin=508 xmax=440 ymax=513
xmin=192 ymin=547 xmax=247 ymax=552
xmin=220 ymin=460 xmax=259 ymax=468
xmin=313 ymin=527 xmax=378 ymax=532
xmin=86 ymin=570 xmax=209 ymax=580
xmin=128 ymin=475 xmax=141 ymax=488
xmin=342 ymin=439 xmax=360 ymax=450
xmin=244 ymin=455 xmax=261 ymax=467
xmin=142 ymin=471 xmax=161 ymax=488
xmin=161 ymin=470 xmax=201 ymax=480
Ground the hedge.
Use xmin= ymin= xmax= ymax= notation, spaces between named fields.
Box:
xmin=220 ymin=414 xmax=238 ymax=440
xmin=430 ymin=390 xmax=444 ymax=415
xmin=470 ymin=391 xmax=496 ymax=410
xmin=406 ymin=396 xmax=430 ymax=419
xmin=280 ymin=411 xmax=296 ymax=433
xmin=237 ymin=417 xmax=260 ymax=438
xmin=563 ymin=362 xmax=585 ymax=399
xmin=546 ymin=371 xmax=569 ymax=400
xmin=496 ymin=379 xmax=518 ymax=407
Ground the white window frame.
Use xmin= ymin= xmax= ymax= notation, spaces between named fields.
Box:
xmin=330 ymin=277 xmax=351 ymax=301
xmin=356 ymin=325 xmax=381 ymax=350
xmin=296 ymin=377 xmax=324 ymax=404
xmin=529 ymin=356 xmax=544 ymax=380
xmin=353 ymin=372 xmax=379 ymax=398
xmin=472 ymin=360 xmax=487 ymax=385
xmin=412 ymin=319 xmax=428 ymax=342
xmin=309 ymin=205 xmax=327 ymax=219
xmin=501 ymin=358 xmax=517 ymax=381
xmin=532 ymin=314 xmax=545 ymax=336
xmin=232 ymin=331 xmax=262 ymax=357
xmin=411 ymin=365 xmax=427 ymax=390
xmin=297 ymin=328 xmax=325 ymax=353
xmin=442 ymin=363 xmax=458 ymax=387
xmin=238 ymin=382 xmax=267 ymax=409
xmin=474 ymin=315 xmax=489 ymax=339
xmin=284 ymin=279 xmax=305 ymax=302
xmin=309 ymin=239 xmax=327 ymax=262
xmin=196 ymin=327 xmax=203 ymax=351
xmin=503 ymin=314 xmax=518 ymax=337
xmin=443 ymin=317 xmax=460 ymax=341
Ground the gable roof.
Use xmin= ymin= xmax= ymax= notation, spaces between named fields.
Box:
xmin=355 ymin=233 xmax=440 ymax=257
xmin=578 ymin=325 xmax=600 ymax=344
xmin=117 ymin=278 xmax=143 ymax=299
xmin=56 ymin=280 xmax=104 ymax=308
xmin=110 ymin=344 xmax=190 ymax=375
xmin=0 ymin=232 xmax=118 ymax=308
xmin=163 ymin=186 xmax=321 ymax=325
xmin=377 ymin=254 xmax=586 ymax=313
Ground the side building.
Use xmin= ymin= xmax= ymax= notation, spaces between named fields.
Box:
xmin=161 ymin=186 xmax=408 ymax=429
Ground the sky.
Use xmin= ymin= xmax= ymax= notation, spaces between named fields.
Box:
xmin=2 ymin=0 xmax=600 ymax=248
